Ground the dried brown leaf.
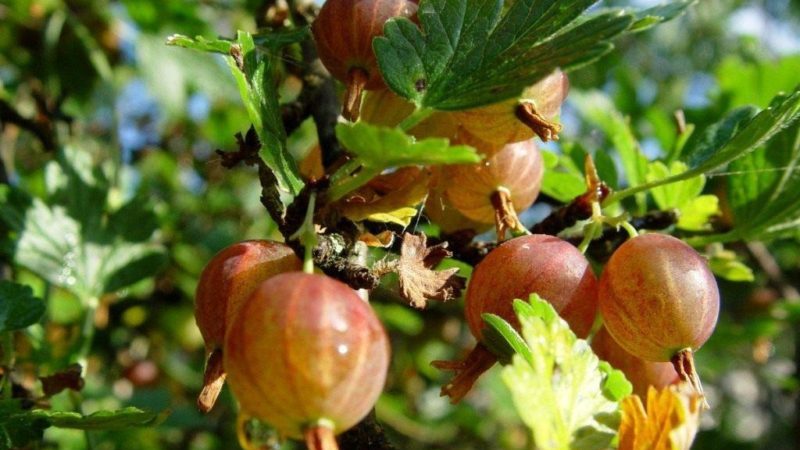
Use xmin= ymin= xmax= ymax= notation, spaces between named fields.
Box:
xmin=395 ymin=233 xmax=465 ymax=308
xmin=40 ymin=364 xmax=84 ymax=397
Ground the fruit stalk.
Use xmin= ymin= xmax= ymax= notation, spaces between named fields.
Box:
xmin=304 ymin=425 xmax=339 ymax=450
xmin=343 ymin=68 xmax=369 ymax=122
xmin=672 ymin=349 xmax=709 ymax=409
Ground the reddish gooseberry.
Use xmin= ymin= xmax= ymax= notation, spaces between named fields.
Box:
xmin=455 ymin=69 xmax=569 ymax=145
xmin=312 ymin=0 xmax=418 ymax=121
xmin=434 ymin=234 xmax=598 ymax=403
xmin=591 ymin=326 xmax=679 ymax=398
xmin=598 ymin=233 xmax=719 ymax=403
xmin=224 ymin=272 xmax=390 ymax=449
xmin=444 ymin=138 xmax=544 ymax=238
xmin=194 ymin=240 xmax=301 ymax=412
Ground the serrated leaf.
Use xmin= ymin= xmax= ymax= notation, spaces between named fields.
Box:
xmin=500 ymin=294 xmax=629 ymax=450
xmin=329 ymin=122 xmax=480 ymax=200
xmin=647 ymin=161 xmax=719 ymax=231
xmin=690 ymin=121 xmax=800 ymax=244
xmin=0 ymin=281 xmax=44 ymax=332
xmin=375 ymin=0 xmax=637 ymax=110
xmin=0 ymin=148 xmax=166 ymax=300
xmin=607 ymin=86 xmax=800 ymax=206
xmin=225 ymin=31 xmax=303 ymax=196
xmin=28 ymin=407 xmax=162 ymax=430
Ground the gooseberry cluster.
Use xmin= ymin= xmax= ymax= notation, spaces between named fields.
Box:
xmin=192 ymin=0 xmax=721 ymax=447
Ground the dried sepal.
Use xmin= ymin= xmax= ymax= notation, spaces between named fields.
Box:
xmin=618 ymin=383 xmax=703 ymax=450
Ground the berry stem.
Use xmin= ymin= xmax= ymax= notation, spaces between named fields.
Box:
xmin=197 ymin=347 xmax=226 ymax=413
xmin=515 ymin=102 xmax=562 ymax=142
xmin=304 ymin=423 xmax=339 ymax=450
xmin=343 ymin=68 xmax=369 ymax=122
xmin=490 ymin=188 xmax=529 ymax=241
xmin=671 ymin=349 xmax=709 ymax=410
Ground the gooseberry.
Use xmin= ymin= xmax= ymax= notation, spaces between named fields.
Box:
xmin=434 ymin=234 xmax=598 ymax=403
xmin=194 ymin=240 xmax=301 ymax=413
xmin=455 ymin=69 xmax=569 ymax=145
xmin=224 ymin=272 xmax=390 ymax=448
xmin=598 ymin=233 xmax=719 ymax=403
xmin=444 ymin=138 xmax=543 ymax=239
xmin=312 ymin=0 xmax=418 ymax=121
xmin=591 ymin=326 xmax=679 ymax=398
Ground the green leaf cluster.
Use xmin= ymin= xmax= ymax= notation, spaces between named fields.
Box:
xmin=483 ymin=295 xmax=631 ymax=450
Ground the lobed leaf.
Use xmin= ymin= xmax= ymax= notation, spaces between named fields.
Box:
xmin=375 ymin=0 xmax=643 ymax=110
xmin=490 ymin=294 xmax=631 ymax=450
xmin=329 ymin=122 xmax=480 ymax=200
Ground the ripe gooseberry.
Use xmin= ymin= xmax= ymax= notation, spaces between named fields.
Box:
xmin=224 ymin=272 xmax=390 ymax=449
xmin=455 ymin=69 xmax=569 ymax=145
xmin=591 ymin=326 xmax=679 ymax=397
xmin=444 ymin=138 xmax=543 ymax=239
xmin=598 ymin=233 xmax=719 ymax=404
xmin=360 ymin=89 xmax=459 ymax=140
xmin=194 ymin=240 xmax=301 ymax=413
xmin=434 ymin=234 xmax=598 ymax=403
xmin=312 ymin=0 xmax=418 ymax=121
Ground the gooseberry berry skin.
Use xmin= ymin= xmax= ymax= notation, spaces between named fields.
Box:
xmin=598 ymin=233 xmax=720 ymax=362
xmin=444 ymin=139 xmax=544 ymax=224
xmin=312 ymin=0 xmax=417 ymax=91
xmin=224 ymin=272 xmax=390 ymax=439
xmin=455 ymin=69 xmax=569 ymax=145
xmin=195 ymin=240 xmax=301 ymax=353
xmin=467 ymin=234 xmax=599 ymax=340
xmin=591 ymin=327 xmax=679 ymax=397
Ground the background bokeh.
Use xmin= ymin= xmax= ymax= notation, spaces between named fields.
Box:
xmin=1 ymin=0 xmax=799 ymax=448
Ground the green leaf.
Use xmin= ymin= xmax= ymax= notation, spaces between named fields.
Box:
xmin=0 ymin=148 xmax=167 ymax=300
xmin=717 ymin=55 xmax=800 ymax=108
xmin=628 ymin=0 xmax=695 ymax=33
xmin=0 ymin=281 xmax=45 ymax=332
xmin=225 ymin=31 xmax=303 ymax=196
xmin=499 ymin=294 xmax=629 ymax=450
xmin=329 ymin=122 xmax=480 ymax=200
xmin=540 ymin=150 xmax=585 ymax=203
xmin=708 ymin=254 xmax=754 ymax=282
xmin=28 ymin=407 xmax=163 ymax=430
xmin=374 ymin=1 xmax=635 ymax=110
xmin=690 ymin=122 xmax=800 ymax=244
xmin=165 ymin=34 xmax=233 ymax=54
xmin=482 ymin=313 xmax=532 ymax=365
xmin=0 ymin=400 xmax=48 ymax=450
xmin=647 ymin=161 xmax=719 ymax=231
xmin=607 ymin=86 xmax=800 ymax=206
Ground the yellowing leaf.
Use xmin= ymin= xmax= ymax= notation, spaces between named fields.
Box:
xmin=340 ymin=169 xmax=431 ymax=227
xmin=618 ymin=384 xmax=702 ymax=450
